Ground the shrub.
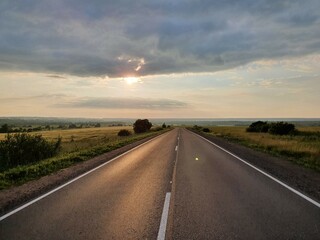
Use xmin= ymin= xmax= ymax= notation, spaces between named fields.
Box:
xmin=0 ymin=133 xmax=61 ymax=171
xmin=154 ymin=127 xmax=163 ymax=131
xmin=193 ymin=125 xmax=202 ymax=131
xmin=133 ymin=119 xmax=152 ymax=133
xmin=246 ymin=121 xmax=269 ymax=133
xmin=269 ymin=122 xmax=295 ymax=135
xmin=117 ymin=129 xmax=132 ymax=136
xmin=203 ymin=128 xmax=211 ymax=133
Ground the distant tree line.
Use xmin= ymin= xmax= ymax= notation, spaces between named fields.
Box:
xmin=0 ymin=122 xmax=102 ymax=133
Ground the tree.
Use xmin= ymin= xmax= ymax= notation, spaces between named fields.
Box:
xmin=0 ymin=124 xmax=10 ymax=133
xmin=269 ymin=122 xmax=295 ymax=135
xmin=162 ymin=123 xmax=167 ymax=128
xmin=133 ymin=119 xmax=152 ymax=133
xmin=246 ymin=121 xmax=269 ymax=133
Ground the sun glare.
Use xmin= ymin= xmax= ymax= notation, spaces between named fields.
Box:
xmin=124 ymin=77 xmax=139 ymax=85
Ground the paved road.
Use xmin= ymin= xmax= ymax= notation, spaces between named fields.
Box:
xmin=1 ymin=128 xmax=319 ymax=239
xmin=169 ymin=129 xmax=320 ymax=239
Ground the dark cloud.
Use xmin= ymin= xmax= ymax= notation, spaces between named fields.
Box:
xmin=0 ymin=0 xmax=319 ymax=77
xmin=54 ymin=97 xmax=188 ymax=110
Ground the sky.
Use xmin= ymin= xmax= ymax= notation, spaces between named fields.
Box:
xmin=0 ymin=0 xmax=319 ymax=118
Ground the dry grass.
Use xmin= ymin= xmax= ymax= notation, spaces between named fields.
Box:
xmin=0 ymin=126 xmax=133 ymax=154
xmin=206 ymin=126 xmax=320 ymax=171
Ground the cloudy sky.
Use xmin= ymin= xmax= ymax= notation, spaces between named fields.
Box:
xmin=1 ymin=0 xmax=319 ymax=118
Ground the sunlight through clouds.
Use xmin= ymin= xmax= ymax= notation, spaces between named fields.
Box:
xmin=0 ymin=1 xmax=319 ymax=118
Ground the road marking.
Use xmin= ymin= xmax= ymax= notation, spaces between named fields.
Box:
xmin=158 ymin=129 xmax=180 ymax=239
xmin=190 ymin=130 xmax=320 ymax=208
xmin=0 ymin=131 xmax=171 ymax=221
xmin=157 ymin=192 xmax=171 ymax=240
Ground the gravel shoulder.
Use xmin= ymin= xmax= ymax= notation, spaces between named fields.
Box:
xmin=191 ymin=130 xmax=320 ymax=203
xmin=0 ymin=133 xmax=165 ymax=216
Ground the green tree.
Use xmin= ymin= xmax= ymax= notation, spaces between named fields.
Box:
xmin=133 ymin=119 xmax=152 ymax=133
xmin=269 ymin=122 xmax=295 ymax=135
xmin=246 ymin=121 xmax=269 ymax=133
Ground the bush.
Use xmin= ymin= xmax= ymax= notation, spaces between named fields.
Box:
xmin=193 ymin=125 xmax=202 ymax=131
xmin=269 ymin=122 xmax=295 ymax=135
xmin=203 ymin=128 xmax=211 ymax=133
xmin=117 ymin=129 xmax=132 ymax=136
xmin=246 ymin=121 xmax=269 ymax=133
xmin=133 ymin=119 xmax=152 ymax=133
xmin=0 ymin=133 xmax=61 ymax=171
xmin=154 ymin=127 xmax=163 ymax=131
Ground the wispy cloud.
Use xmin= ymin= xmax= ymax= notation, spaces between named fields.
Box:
xmin=0 ymin=94 xmax=187 ymax=110
xmin=47 ymin=75 xmax=67 ymax=79
xmin=54 ymin=97 xmax=188 ymax=110
xmin=1 ymin=0 xmax=319 ymax=77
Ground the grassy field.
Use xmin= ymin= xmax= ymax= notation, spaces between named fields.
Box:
xmin=0 ymin=126 xmax=133 ymax=154
xmin=0 ymin=126 xmax=169 ymax=189
xmin=201 ymin=126 xmax=320 ymax=172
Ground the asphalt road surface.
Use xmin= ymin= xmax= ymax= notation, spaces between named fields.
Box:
xmin=1 ymin=128 xmax=319 ymax=239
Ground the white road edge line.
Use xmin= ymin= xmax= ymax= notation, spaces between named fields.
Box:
xmin=0 ymin=132 xmax=169 ymax=221
xmin=157 ymin=192 xmax=171 ymax=240
xmin=190 ymin=130 xmax=320 ymax=208
xmin=175 ymin=145 xmax=178 ymax=151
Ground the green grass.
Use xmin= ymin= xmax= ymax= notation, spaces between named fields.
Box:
xmin=0 ymin=127 xmax=170 ymax=190
xmin=197 ymin=126 xmax=320 ymax=172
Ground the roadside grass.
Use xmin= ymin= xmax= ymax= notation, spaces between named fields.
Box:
xmin=200 ymin=126 xmax=320 ymax=172
xmin=0 ymin=127 xmax=170 ymax=190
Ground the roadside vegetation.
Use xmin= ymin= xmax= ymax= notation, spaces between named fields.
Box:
xmin=0 ymin=123 xmax=171 ymax=190
xmin=191 ymin=123 xmax=320 ymax=172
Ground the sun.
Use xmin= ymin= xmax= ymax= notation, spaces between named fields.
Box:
xmin=124 ymin=77 xmax=140 ymax=85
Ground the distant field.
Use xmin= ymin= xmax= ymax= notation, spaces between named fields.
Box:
xmin=0 ymin=126 xmax=132 ymax=154
xmin=202 ymin=126 xmax=320 ymax=172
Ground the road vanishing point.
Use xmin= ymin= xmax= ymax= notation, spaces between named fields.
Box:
xmin=1 ymin=128 xmax=319 ymax=239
